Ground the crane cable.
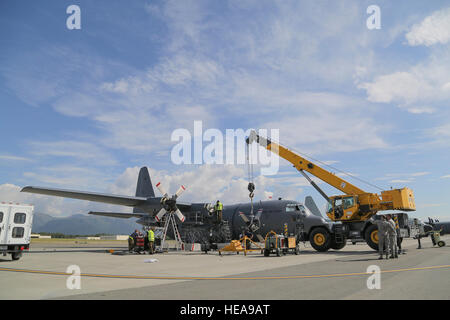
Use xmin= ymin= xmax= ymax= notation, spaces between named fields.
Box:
xmin=246 ymin=142 xmax=255 ymax=215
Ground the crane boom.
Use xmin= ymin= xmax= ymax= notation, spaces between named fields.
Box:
xmin=247 ymin=131 xmax=365 ymax=195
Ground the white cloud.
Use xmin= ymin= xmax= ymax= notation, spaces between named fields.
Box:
xmin=376 ymin=172 xmax=430 ymax=183
xmin=358 ymin=51 xmax=450 ymax=113
xmin=389 ymin=179 xmax=413 ymax=183
xmin=406 ymin=7 xmax=450 ymax=46
xmin=0 ymin=155 xmax=31 ymax=161
xmin=411 ymin=172 xmax=430 ymax=177
xmin=358 ymin=71 xmax=433 ymax=105
xmin=262 ymin=111 xmax=387 ymax=155
xmin=22 ymin=166 xmax=112 ymax=191
xmin=0 ymin=183 xmax=111 ymax=217
xmin=28 ymin=140 xmax=117 ymax=166
xmin=441 ymin=174 xmax=450 ymax=179
xmin=3 ymin=1 xmax=389 ymax=161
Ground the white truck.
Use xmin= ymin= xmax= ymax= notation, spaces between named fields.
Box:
xmin=0 ymin=203 xmax=34 ymax=261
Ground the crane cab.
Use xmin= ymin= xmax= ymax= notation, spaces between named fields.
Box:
xmin=326 ymin=195 xmax=361 ymax=221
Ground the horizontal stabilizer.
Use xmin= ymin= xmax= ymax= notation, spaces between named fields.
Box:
xmin=88 ymin=211 xmax=145 ymax=219
xmin=21 ymin=186 xmax=148 ymax=207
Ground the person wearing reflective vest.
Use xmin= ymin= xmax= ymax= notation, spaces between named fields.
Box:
xmin=128 ymin=229 xmax=139 ymax=252
xmin=148 ymin=227 xmax=155 ymax=254
xmin=214 ymin=200 xmax=223 ymax=223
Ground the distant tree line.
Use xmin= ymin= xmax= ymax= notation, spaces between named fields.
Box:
xmin=38 ymin=232 xmax=114 ymax=238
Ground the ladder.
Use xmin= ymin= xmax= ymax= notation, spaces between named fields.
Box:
xmin=334 ymin=224 xmax=345 ymax=244
xmin=160 ymin=212 xmax=184 ymax=251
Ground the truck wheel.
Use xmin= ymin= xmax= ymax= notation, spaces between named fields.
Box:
xmin=331 ymin=237 xmax=347 ymax=250
xmin=295 ymin=246 xmax=300 ymax=255
xmin=264 ymin=249 xmax=270 ymax=257
xmin=309 ymin=228 xmax=331 ymax=252
xmin=364 ymin=224 xmax=379 ymax=251
xmin=11 ymin=252 xmax=22 ymax=261
xmin=438 ymin=241 xmax=446 ymax=247
xmin=276 ymin=248 xmax=281 ymax=257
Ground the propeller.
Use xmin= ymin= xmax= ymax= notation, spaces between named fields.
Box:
xmin=154 ymin=182 xmax=186 ymax=223
xmin=239 ymin=209 xmax=264 ymax=241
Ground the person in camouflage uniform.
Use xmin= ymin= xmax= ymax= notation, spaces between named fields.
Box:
xmin=370 ymin=215 xmax=390 ymax=259
xmin=386 ymin=214 xmax=398 ymax=258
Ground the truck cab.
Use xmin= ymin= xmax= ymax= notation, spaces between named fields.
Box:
xmin=0 ymin=203 xmax=34 ymax=260
xmin=326 ymin=195 xmax=359 ymax=220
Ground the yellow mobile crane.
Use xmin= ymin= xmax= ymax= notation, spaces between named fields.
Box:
xmin=246 ymin=130 xmax=416 ymax=250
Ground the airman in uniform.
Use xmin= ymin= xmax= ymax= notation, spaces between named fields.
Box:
xmin=386 ymin=214 xmax=398 ymax=258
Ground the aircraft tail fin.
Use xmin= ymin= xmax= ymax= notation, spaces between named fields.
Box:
xmin=305 ymin=196 xmax=324 ymax=218
xmin=134 ymin=167 xmax=154 ymax=214
xmin=135 ymin=167 xmax=155 ymax=198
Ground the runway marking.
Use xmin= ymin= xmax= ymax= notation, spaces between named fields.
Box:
xmin=0 ymin=264 xmax=449 ymax=281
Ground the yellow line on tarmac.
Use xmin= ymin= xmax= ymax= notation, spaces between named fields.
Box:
xmin=0 ymin=264 xmax=449 ymax=281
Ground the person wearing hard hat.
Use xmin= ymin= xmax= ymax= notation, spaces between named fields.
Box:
xmin=147 ymin=227 xmax=155 ymax=254
xmin=214 ymin=200 xmax=223 ymax=223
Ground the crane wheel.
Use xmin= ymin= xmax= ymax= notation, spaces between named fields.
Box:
xmin=309 ymin=228 xmax=331 ymax=252
xmin=364 ymin=224 xmax=379 ymax=251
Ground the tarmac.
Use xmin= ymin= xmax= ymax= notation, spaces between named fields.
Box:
xmin=0 ymin=236 xmax=449 ymax=300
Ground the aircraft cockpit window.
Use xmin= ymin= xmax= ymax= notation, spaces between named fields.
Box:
xmin=298 ymin=205 xmax=310 ymax=216
xmin=285 ymin=204 xmax=299 ymax=212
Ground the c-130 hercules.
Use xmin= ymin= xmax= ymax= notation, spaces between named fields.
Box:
xmin=22 ymin=167 xmax=346 ymax=252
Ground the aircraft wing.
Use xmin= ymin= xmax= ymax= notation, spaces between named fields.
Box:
xmin=21 ymin=186 xmax=148 ymax=207
xmin=176 ymin=201 xmax=193 ymax=211
xmin=88 ymin=211 xmax=145 ymax=219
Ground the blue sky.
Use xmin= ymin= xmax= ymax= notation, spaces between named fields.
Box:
xmin=1 ymin=0 xmax=450 ymax=220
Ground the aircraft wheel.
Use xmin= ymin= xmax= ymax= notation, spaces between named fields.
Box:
xmin=364 ymin=224 xmax=379 ymax=251
xmin=438 ymin=241 xmax=446 ymax=247
xmin=309 ymin=227 xmax=331 ymax=252
xmin=331 ymin=237 xmax=347 ymax=250
xmin=11 ymin=252 xmax=22 ymax=261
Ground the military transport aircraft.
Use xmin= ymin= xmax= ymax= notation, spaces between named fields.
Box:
xmin=21 ymin=167 xmax=345 ymax=252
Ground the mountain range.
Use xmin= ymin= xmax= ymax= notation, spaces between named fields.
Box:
xmin=32 ymin=212 xmax=141 ymax=235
